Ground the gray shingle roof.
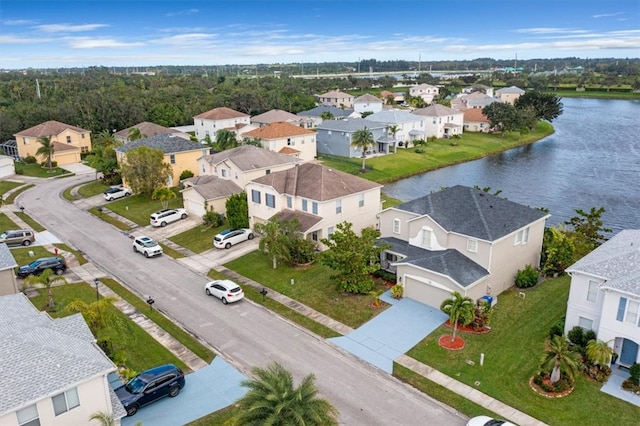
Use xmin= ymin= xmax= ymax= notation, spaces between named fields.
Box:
xmin=0 ymin=294 xmax=116 ymax=415
xmin=567 ymin=229 xmax=640 ymax=296
xmin=115 ymin=133 xmax=205 ymax=154
xmin=297 ymin=106 xmax=354 ymax=118
xmin=412 ymin=104 xmax=463 ymax=118
xmin=354 ymin=94 xmax=382 ymax=103
xmin=183 ymin=176 xmax=242 ymax=201
xmin=0 ymin=243 xmax=18 ymax=270
xmin=395 ymin=185 xmax=549 ymax=241
xmin=316 ymin=117 xmax=386 ymax=132
xmin=201 ymin=145 xmax=301 ymax=171
xmin=365 ymin=109 xmax=424 ymax=124
xmin=380 ymin=237 xmax=489 ymax=287
xmin=496 ymin=86 xmax=525 ymax=94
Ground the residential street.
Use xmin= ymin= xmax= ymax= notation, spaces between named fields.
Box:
xmin=17 ymin=173 xmax=467 ymax=426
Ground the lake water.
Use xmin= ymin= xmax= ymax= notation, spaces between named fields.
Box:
xmin=383 ymin=98 xmax=640 ymax=233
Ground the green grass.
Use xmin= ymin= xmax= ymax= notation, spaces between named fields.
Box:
xmin=30 ymin=282 xmax=188 ymax=373
xmin=78 ymin=180 xmax=111 ymax=198
xmin=224 ymin=251 xmax=388 ymax=328
xmin=319 ymin=122 xmax=554 ymax=184
xmin=550 ymin=90 xmax=640 ymax=100
xmin=186 ymin=405 xmax=238 ymax=426
xmin=89 ymin=207 xmax=133 ymax=231
xmin=62 ymin=186 xmax=76 ymax=201
xmin=0 ymin=213 xmax=20 ymax=231
xmin=158 ymin=242 xmax=186 ymax=259
xmin=169 ymin=222 xmax=229 ymax=253
xmin=106 ymin=191 xmax=185 ymax=226
xmin=10 ymin=246 xmax=57 ymax=266
xmin=5 ymin=184 xmax=34 ymax=204
xmin=403 ymin=276 xmax=640 ymax=424
xmin=14 ymin=211 xmax=46 ymax=232
xmin=0 ymin=180 xmax=22 ymax=196
xmin=381 ymin=193 xmax=402 ymax=209
xmin=99 ymin=277 xmax=215 ymax=364
xmin=54 ymin=243 xmax=88 ymax=265
xmin=14 ymin=162 xmax=71 ymax=178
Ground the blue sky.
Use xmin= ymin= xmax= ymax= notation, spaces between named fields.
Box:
xmin=0 ymin=0 xmax=638 ymax=69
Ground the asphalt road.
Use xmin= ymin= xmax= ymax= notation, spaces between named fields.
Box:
xmin=18 ymin=173 xmax=467 ymax=426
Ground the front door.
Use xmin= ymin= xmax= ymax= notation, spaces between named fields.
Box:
xmin=620 ymin=338 xmax=639 ymax=366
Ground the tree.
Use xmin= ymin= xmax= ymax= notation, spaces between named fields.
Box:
xmin=127 ymin=127 xmax=145 ymax=141
xmin=35 ymin=135 xmax=55 ymax=171
xmin=152 ymin=187 xmax=176 ymax=209
xmin=225 ymin=192 xmax=249 ymax=229
xmin=320 ymin=222 xmax=387 ymax=294
xmin=65 ymin=296 xmax=120 ymax=336
xmin=564 ymin=207 xmax=612 ymax=256
xmin=23 ymin=268 xmax=68 ymax=309
xmin=515 ymin=91 xmax=563 ymax=122
xmin=586 ymin=339 xmax=614 ymax=366
xmin=540 ymin=226 xmax=575 ymax=276
xmin=89 ymin=411 xmax=142 ymax=426
xmin=235 ymin=362 xmax=339 ymax=426
xmin=213 ymin=129 xmax=238 ymax=151
xmin=439 ymin=292 xmax=475 ymax=342
xmin=540 ymin=335 xmax=582 ymax=384
xmin=320 ymin=111 xmax=334 ymax=120
xmin=350 ymin=127 xmax=375 ymax=171
xmin=482 ymin=102 xmax=521 ymax=137
xmin=254 ymin=217 xmax=293 ymax=269
xmin=119 ymin=146 xmax=172 ymax=195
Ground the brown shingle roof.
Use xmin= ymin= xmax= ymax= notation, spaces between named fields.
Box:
xmin=252 ymin=163 xmax=381 ymax=201
xmin=114 ymin=122 xmax=189 ymax=140
xmin=51 ymin=141 xmax=79 ymax=152
xmin=183 ymin=176 xmax=242 ymax=201
xmin=412 ymin=104 xmax=462 ymax=117
xmin=319 ymin=90 xmax=353 ymax=99
xmin=14 ymin=120 xmax=90 ymax=137
xmin=194 ymin=107 xmax=249 ymax=120
xmin=242 ymin=122 xmax=315 ymax=139
xmin=463 ymin=109 xmax=489 ymax=123
xmin=274 ymin=209 xmax=323 ymax=233
xmin=354 ymin=94 xmax=382 ymax=103
xmin=202 ymin=145 xmax=301 ymax=171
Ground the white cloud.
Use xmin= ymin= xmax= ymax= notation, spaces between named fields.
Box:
xmin=2 ymin=19 xmax=37 ymax=26
xmin=166 ymin=8 xmax=199 ymax=17
xmin=0 ymin=34 xmax=52 ymax=44
xmin=36 ymin=23 xmax=108 ymax=33
xmin=593 ymin=12 xmax=623 ymax=18
xmin=67 ymin=38 xmax=144 ymax=49
xmin=515 ymin=28 xmax=589 ymax=35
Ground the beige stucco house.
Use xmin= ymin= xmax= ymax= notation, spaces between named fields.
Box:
xmin=495 ymin=86 xmax=526 ymax=105
xmin=246 ymin=163 xmax=382 ymax=249
xmin=0 ymin=243 xmax=18 ymax=296
xmin=378 ymin=185 xmax=549 ymax=309
xmin=463 ymin=108 xmax=491 ymax=132
xmin=242 ymin=122 xmax=317 ymax=162
xmin=318 ymin=90 xmax=355 ymax=108
xmin=409 ymin=84 xmax=439 ymax=104
xmin=353 ymin=94 xmax=384 ymax=114
xmin=12 ymin=120 xmax=92 ymax=166
xmin=411 ymin=104 xmax=464 ymax=139
xmin=193 ymin=107 xmax=250 ymax=142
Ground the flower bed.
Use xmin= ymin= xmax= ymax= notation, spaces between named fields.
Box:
xmin=530 ymin=373 xmax=574 ymax=398
xmin=444 ymin=320 xmax=491 ymax=335
xmin=438 ymin=335 xmax=465 ymax=351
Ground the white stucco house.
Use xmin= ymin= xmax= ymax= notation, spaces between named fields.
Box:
xmin=193 ymin=107 xmax=250 ymax=142
xmin=353 ymin=94 xmax=384 ymax=114
xmin=411 ymin=104 xmax=464 ymax=139
xmin=0 ymin=293 xmax=126 ymax=426
xmin=564 ymin=229 xmax=640 ymax=367
xmin=365 ymin=109 xmax=427 ymax=147
xmin=242 ymin=122 xmax=317 ymax=162
xmin=409 ymin=84 xmax=439 ymax=104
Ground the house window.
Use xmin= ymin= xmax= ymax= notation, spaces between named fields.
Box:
xmin=251 ymin=189 xmax=261 ymax=204
xmin=17 ymin=404 xmax=40 ymax=426
xmin=287 ymin=196 xmax=292 ymax=209
xmin=170 ymin=154 xmax=176 ymax=164
xmin=302 ymin=199 xmax=308 ymax=212
xmin=421 ymin=227 xmax=432 ymax=248
xmin=23 ymin=137 xmax=27 ymax=144
xmin=578 ymin=316 xmax=594 ymax=331
xmin=266 ymin=193 xmax=275 ymax=208
xmin=587 ymin=280 xmax=598 ymax=303
xmin=336 ymin=200 xmax=342 ymax=214
xmin=467 ymin=239 xmax=478 ymax=253
xmin=328 ymin=226 xmax=334 ymax=236
xmin=358 ymin=193 xmax=365 ymax=208
xmin=327 ymin=130 xmax=332 ymax=135
xmin=52 ymin=387 xmax=80 ymax=416
xmin=311 ymin=231 xmax=318 ymax=241
xmin=266 ymin=169 xmax=271 ymax=174
xmin=66 ymin=136 xmax=71 ymax=143
xmin=287 ymin=138 xmax=293 ymax=146
xmin=392 ymin=218 xmax=401 ymax=234
xmin=312 ymin=202 xmax=318 ymax=215
xmin=625 ymin=300 xmax=640 ymax=326
xmin=385 ymin=252 xmax=399 ymax=262
xmin=301 ymin=138 xmax=305 ymax=144
xmin=202 ymin=164 xmax=205 ymax=173
xmin=515 ymin=227 xmax=530 ymax=245
xmin=81 ymin=133 xmax=85 ymax=138
xmin=221 ymin=169 xmax=227 ymax=177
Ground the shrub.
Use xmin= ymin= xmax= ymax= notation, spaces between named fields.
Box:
xmin=23 ymin=155 xmax=37 ymax=164
xmin=391 ymin=284 xmax=403 ymax=299
xmin=202 ymin=209 xmax=224 ymax=228
xmin=584 ymin=361 xmax=611 ymax=383
xmin=533 ymin=372 xmax=573 ymax=393
xmin=180 ymin=170 xmax=194 ymax=180
xmin=549 ymin=316 xmax=565 ymax=339
xmin=515 ymin=264 xmax=538 ymax=288
xmin=373 ymin=269 xmax=396 ymax=283
xmin=583 ymin=329 xmax=597 ymax=345
xmin=288 ymin=237 xmax=316 ymax=265
xmin=567 ymin=326 xmax=585 ymax=347
xmin=41 ymin=160 xmax=57 ymax=167
xmin=630 ymin=363 xmax=640 ymax=385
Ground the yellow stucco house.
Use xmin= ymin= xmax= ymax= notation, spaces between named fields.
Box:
xmin=12 ymin=120 xmax=92 ymax=166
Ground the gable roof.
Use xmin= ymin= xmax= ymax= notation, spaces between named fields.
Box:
xmin=317 ymin=117 xmax=386 ymax=132
xmin=251 ymin=162 xmax=381 ymax=201
xmin=366 ymin=109 xmax=424 ymax=124
xmin=202 ymin=145 xmax=301 ymax=170
xmin=0 ymin=293 xmax=116 ymax=415
xmin=297 ymin=105 xmax=354 ymax=118
xmin=394 ymin=185 xmax=549 ymax=241
xmin=412 ymin=104 xmax=463 ymax=118
xmin=183 ymin=176 xmax=242 ymax=200
xmin=242 ymin=122 xmax=315 ymax=139
xmin=354 ymin=94 xmax=382 ymax=103
xmin=252 ymin=109 xmax=304 ymax=124
xmin=115 ymin=133 xmax=205 ymax=154
xmin=274 ymin=209 xmax=323 ymax=233
xmin=194 ymin=107 xmax=249 ymax=120
xmin=411 ymin=83 xmax=438 ymax=90
xmin=496 ymin=86 xmax=525 ymax=94
xmin=319 ymin=90 xmax=353 ymax=99
xmin=14 ymin=120 xmax=90 ymax=138
xmin=114 ymin=122 xmax=189 ymax=140
xmin=51 ymin=141 xmax=80 ymax=152
xmin=0 ymin=243 xmax=18 ymax=270
xmin=567 ymin=229 xmax=640 ymax=296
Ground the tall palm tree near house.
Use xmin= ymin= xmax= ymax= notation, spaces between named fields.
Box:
xmin=540 ymin=335 xmax=581 ymax=384
xmin=351 ymin=127 xmax=375 ymax=172
xmin=23 ymin=268 xmax=68 ymax=309
xmin=586 ymin=339 xmax=614 ymax=367
xmin=387 ymin=124 xmax=400 ymax=152
xmin=235 ymin=362 xmax=339 ymax=426
xmin=440 ymin=291 xmax=475 ymax=342
xmin=35 ymin=135 xmax=55 ymax=172
xmin=127 ymin=127 xmax=145 ymax=141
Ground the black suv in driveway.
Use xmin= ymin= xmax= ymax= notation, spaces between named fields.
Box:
xmin=16 ymin=257 xmax=66 ymax=278
xmin=115 ymin=364 xmax=185 ymax=416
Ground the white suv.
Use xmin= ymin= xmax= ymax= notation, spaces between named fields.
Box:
xmin=132 ymin=236 xmax=163 ymax=257
xmin=103 ymin=186 xmax=132 ymax=201
xmin=149 ymin=208 xmax=187 ymax=227
xmin=213 ymin=228 xmax=254 ymax=249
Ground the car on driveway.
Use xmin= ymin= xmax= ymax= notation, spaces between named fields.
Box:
xmin=0 ymin=229 xmax=35 ymax=246
xmin=213 ymin=228 xmax=254 ymax=249
xmin=466 ymin=416 xmax=516 ymax=426
xmin=150 ymin=208 xmax=187 ymax=227
xmin=204 ymin=279 xmax=244 ymax=304
xmin=16 ymin=257 xmax=66 ymax=278
xmin=115 ymin=364 xmax=185 ymax=417
xmin=103 ymin=186 xmax=132 ymax=201
xmin=132 ymin=236 xmax=163 ymax=257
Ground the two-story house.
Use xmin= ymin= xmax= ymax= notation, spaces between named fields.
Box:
xmin=378 ymin=185 xmax=549 ymax=308
xmin=353 ymin=94 xmax=383 ymax=114
xmin=114 ymin=121 xmax=191 ymax=143
xmin=182 ymin=145 xmax=301 ymax=217
xmin=316 ymin=118 xmax=388 ymax=157
xmin=0 ymin=293 xmax=126 ymax=426
xmin=0 ymin=243 xmax=18 ymax=296
xmin=411 ymin=104 xmax=464 ymax=139
xmin=365 ymin=109 xmax=427 ymax=147
xmin=450 ymin=91 xmax=497 ymax=111
xmin=12 ymin=120 xmax=92 ymax=166
xmin=246 ymin=163 xmax=382 ymax=248
xmin=241 ymin=122 xmax=317 ymax=162
xmin=317 ymin=90 xmax=355 ymax=108
xmin=193 ymin=107 xmax=250 ymax=142
xmin=409 ymin=84 xmax=439 ymax=104
xmin=251 ymin=109 xmax=314 ymax=129
xmin=495 ymin=86 xmax=526 ymax=105
xmin=564 ymin=229 xmax=640 ymax=367
xmin=115 ymin=133 xmax=209 ymax=187
xmin=462 ymin=109 xmax=491 ymax=133
xmin=461 ymin=84 xmax=494 ymax=98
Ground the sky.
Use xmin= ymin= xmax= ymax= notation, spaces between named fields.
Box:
xmin=0 ymin=0 xmax=639 ymax=69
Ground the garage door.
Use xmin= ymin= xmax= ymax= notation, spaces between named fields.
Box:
xmin=0 ymin=163 xmax=14 ymax=178
xmin=404 ymin=275 xmax=453 ymax=309
xmin=184 ymin=198 xmax=206 ymax=217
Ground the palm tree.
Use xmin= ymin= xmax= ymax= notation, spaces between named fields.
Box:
xmin=152 ymin=187 xmax=176 ymax=209
xmin=387 ymin=124 xmax=400 ymax=152
xmin=351 ymin=127 xmax=375 ymax=171
xmin=23 ymin=268 xmax=68 ymax=309
xmin=65 ymin=296 xmax=119 ymax=336
xmin=254 ymin=218 xmax=291 ymax=269
xmin=213 ymin=129 xmax=238 ymax=151
xmin=89 ymin=411 xmax=142 ymax=426
xmin=235 ymin=362 xmax=339 ymax=426
xmin=586 ymin=339 xmax=614 ymax=366
xmin=35 ymin=135 xmax=55 ymax=172
xmin=127 ymin=127 xmax=145 ymax=141
xmin=440 ymin=291 xmax=475 ymax=342
xmin=540 ymin=335 xmax=582 ymax=384
xmin=93 ymin=129 xmax=117 ymax=149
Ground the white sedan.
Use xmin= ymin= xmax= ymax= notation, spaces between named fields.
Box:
xmin=103 ymin=186 xmax=132 ymax=201
xmin=149 ymin=208 xmax=188 ymax=227
xmin=204 ymin=280 xmax=244 ymax=304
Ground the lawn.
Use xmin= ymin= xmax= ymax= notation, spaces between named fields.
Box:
xmin=318 ymin=122 xmax=554 ymax=184
xmin=14 ymin=162 xmax=71 ymax=178
xmin=0 ymin=212 xmax=20 ymax=231
xmin=88 ymin=206 xmax=133 ymax=230
xmin=5 ymin=184 xmax=34 ymax=204
xmin=223 ymin=250 xmax=389 ymax=328
xmin=0 ymin=180 xmax=22 ymax=196
xmin=401 ymin=276 xmax=640 ymax=424
xmin=105 ymin=191 xmax=185 ymax=226
xmin=170 ymin=222 xmax=229 ymax=253
xmin=187 ymin=405 xmax=238 ymax=426
xmin=14 ymin=211 xmax=46 ymax=232
xmin=78 ymin=180 xmax=111 ymax=198
xmin=10 ymin=245 xmax=59 ymax=267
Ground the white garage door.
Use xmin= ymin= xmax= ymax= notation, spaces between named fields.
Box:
xmin=0 ymin=160 xmax=14 ymax=178
xmin=184 ymin=198 xmax=205 ymax=217
xmin=404 ymin=275 xmax=453 ymax=309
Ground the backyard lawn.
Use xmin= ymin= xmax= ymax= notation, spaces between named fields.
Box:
xmin=400 ymin=276 xmax=640 ymax=425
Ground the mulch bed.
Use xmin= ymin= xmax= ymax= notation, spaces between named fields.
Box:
xmin=444 ymin=320 xmax=492 ymax=335
xmin=528 ymin=377 xmax=574 ymax=398
xmin=438 ymin=335 xmax=465 ymax=350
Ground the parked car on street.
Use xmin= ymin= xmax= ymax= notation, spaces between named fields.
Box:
xmin=466 ymin=416 xmax=516 ymax=426
xmin=213 ymin=228 xmax=254 ymax=249
xmin=115 ymin=364 xmax=185 ymax=416
xmin=204 ymin=279 xmax=245 ymax=304
xmin=150 ymin=208 xmax=187 ymax=227
xmin=0 ymin=229 xmax=35 ymax=246
xmin=16 ymin=257 xmax=66 ymax=278
xmin=103 ymin=185 xmax=132 ymax=201
xmin=132 ymin=236 xmax=163 ymax=258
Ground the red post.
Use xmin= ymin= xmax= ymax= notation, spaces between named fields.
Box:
xmin=54 ymin=247 xmax=59 ymax=255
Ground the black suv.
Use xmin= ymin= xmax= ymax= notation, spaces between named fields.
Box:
xmin=16 ymin=257 xmax=66 ymax=278
xmin=115 ymin=364 xmax=185 ymax=416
